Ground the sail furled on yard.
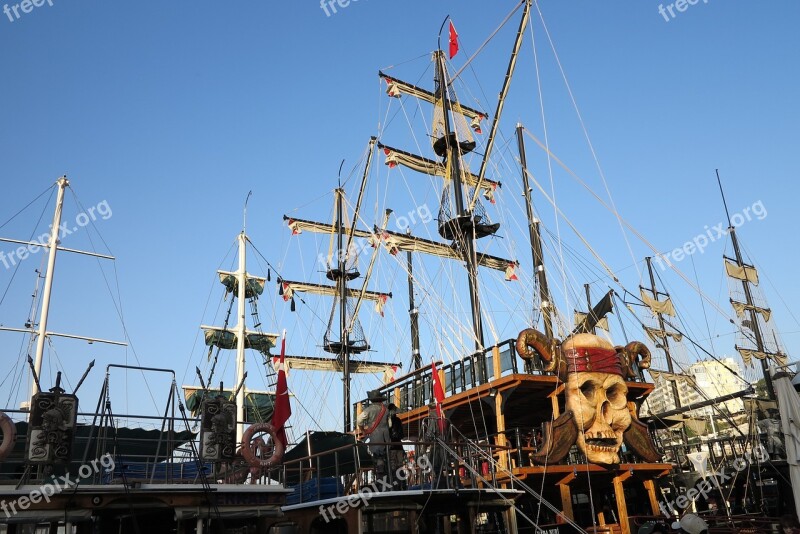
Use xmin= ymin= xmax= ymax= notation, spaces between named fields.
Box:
xmin=218 ymin=271 xmax=266 ymax=298
xmin=724 ymin=257 xmax=759 ymax=285
xmin=278 ymin=279 xmax=390 ymax=316
xmin=640 ymin=288 xmax=676 ymax=317
xmin=203 ymin=328 xmax=278 ymax=355
xmin=284 ymin=214 xmax=517 ymax=279
xmin=730 ymin=299 xmax=771 ymax=323
xmin=574 ymin=311 xmax=608 ymax=332
xmin=643 ymin=326 xmax=683 ymax=344
xmin=378 ymin=143 xmax=498 ymax=203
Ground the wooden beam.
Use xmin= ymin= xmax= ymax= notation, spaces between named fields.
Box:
xmin=496 ymin=389 xmax=508 ymax=472
xmin=613 ymin=474 xmax=631 ymax=534
xmin=556 ymin=472 xmax=576 ymax=486
xmin=492 ymin=344 xmax=503 ymax=381
xmin=558 ymin=484 xmax=574 ymax=523
xmin=643 ymin=479 xmax=661 ymax=515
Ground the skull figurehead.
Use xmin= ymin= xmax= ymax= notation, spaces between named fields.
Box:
xmin=562 ymin=334 xmax=631 ymax=464
xmin=516 ymin=329 xmax=660 ymax=466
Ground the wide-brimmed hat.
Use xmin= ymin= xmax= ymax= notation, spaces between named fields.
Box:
xmin=367 ymin=390 xmax=387 ymax=402
xmin=676 ymin=514 xmax=708 ymax=534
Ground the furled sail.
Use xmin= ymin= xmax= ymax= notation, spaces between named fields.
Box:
xmin=271 ymin=355 xmax=399 ymax=374
xmin=736 ymin=346 xmax=787 ymax=367
xmin=380 ymin=72 xmax=486 ymax=125
xmin=372 ymin=229 xmax=518 ymax=278
xmin=724 ymin=257 xmax=759 ymax=285
xmin=640 ymin=289 xmax=676 ymax=317
xmin=278 ymin=279 xmax=391 ymax=316
xmin=378 ymin=143 xmax=499 ymax=203
xmin=202 ymin=327 xmax=278 ymax=354
xmin=284 ymin=215 xmax=517 ymax=276
xmin=730 ymin=298 xmax=771 ymax=322
xmin=643 ymin=325 xmax=683 ymax=343
xmin=574 ymin=311 xmax=608 ymax=331
xmin=218 ymin=271 xmax=266 ymax=298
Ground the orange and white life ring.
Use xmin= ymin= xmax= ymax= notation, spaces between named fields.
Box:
xmin=0 ymin=411 xmax=16 ymax=461
xmin=240 ymin=423 xmax=284 ymax=469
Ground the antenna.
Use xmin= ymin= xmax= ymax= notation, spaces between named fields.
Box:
xmin=715 ymin=169 xmax=733 ymax=228
xmin=243 ymin=190 xmax=253 ymax=233
xmin=437 ymin=15 xmax=450 ymax=52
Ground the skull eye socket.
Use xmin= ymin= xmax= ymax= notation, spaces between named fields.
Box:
xmin=606 ymin=382 xmax=628 ymax=409
xmin=579 ymin=381 xmax=598 ymax=401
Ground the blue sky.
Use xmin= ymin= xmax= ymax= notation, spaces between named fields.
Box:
xmin=1 ymin=1 xmax=798 ymax=431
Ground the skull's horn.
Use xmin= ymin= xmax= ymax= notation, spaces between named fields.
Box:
xmin=516 ymin=329 xmax=560 ymax=372
xmin=618 ymin=341 xmax=651 ymax=379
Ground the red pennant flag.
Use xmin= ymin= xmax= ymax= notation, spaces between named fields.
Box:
xmin=431 ymin=361 xmax=446 ymax=432
xmin=271 ymin=331 xmax=291 ymax=448
xmin=448 ymin=21 xmax=459 ymax=59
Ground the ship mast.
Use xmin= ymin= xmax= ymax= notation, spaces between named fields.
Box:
xmin=434 ymin=49 xmax=484 ymax=354
xmin=516 ymin=124 xmax=554 ymax=367
xmin=717 ymin=170 xmax=775 ymax=400
xmin=30 ymin=176 xmax=68 ymax=403
xmin=645 ymin=256 xmax=682 ymax=410
xmin=234 ymin=231 xmax=248 ymax=444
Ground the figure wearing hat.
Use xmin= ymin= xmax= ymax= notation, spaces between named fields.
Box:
xmin=422 ymin=401 xmax=451 ymax=488
xmin=355 ymin=390 xmax=392 ymax=485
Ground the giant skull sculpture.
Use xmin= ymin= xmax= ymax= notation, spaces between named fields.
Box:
xmin=517 ymin=330 xmax=660 ymax=465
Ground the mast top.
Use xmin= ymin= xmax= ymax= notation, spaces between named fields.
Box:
xmin=715 ymin=169 xmax=733 ymax=229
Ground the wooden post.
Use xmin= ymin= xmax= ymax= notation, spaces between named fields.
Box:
xmin=613 ymin=473 xmax=632 ymax=534
xmin=492 ymin=345 xmax=509 ymax=471
xmin=643 ymin=479 xmax=661 ymax=515
xmin=394 ymin=386 xmax=401 ymax=408
xmin=559 ymin=484 xmax=574 ymax=523
xmin=492 ymin=345 xmax=502 ymax=380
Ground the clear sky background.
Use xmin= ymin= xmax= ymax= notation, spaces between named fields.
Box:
xmin=1 ymin=1 xmax=798 ymax=432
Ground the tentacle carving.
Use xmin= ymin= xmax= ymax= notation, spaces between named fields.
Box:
xmin=531 ymin=411 xmax=578 ymax=465
xmin=623 ymin=417 xmax=661 ymax=463
xmin=618 ymin=341 xmax=651 ymax=379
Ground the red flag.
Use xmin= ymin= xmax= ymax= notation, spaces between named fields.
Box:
xmin=271 ymin=331 xmax=291 ymax=448
xmin=431 ymin=361 xmax=446 ymax=432
xmin=448 ymin=21 xmax=459 ymax=59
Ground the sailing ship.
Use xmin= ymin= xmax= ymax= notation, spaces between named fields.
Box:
xmin=0 ymin=2 xmax=797 ymax=534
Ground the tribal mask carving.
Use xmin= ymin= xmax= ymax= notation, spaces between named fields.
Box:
xmin=517 ymin=330 xmax=660 ymax=466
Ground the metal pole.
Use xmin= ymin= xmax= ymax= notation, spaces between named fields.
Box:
xmin=29 ymin=176 xmax=68 ymax=407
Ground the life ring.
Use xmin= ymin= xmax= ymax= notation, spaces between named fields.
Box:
xmin=240 ymin=423 xmax=284 ymax=469
xmin=0 ymin=410 xmax=16 ymax=461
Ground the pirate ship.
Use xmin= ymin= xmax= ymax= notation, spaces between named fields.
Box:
xmin=0 ymin=2 xmax=796 ymax=534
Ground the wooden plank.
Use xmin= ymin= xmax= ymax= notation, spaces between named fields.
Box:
xmin=559 ymin=484 xmax=574 ymax=523
xmin=613 ymin=474 xmax=631 ymax=534
xmin=643 ymin=479 xmax=660 ymax=515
